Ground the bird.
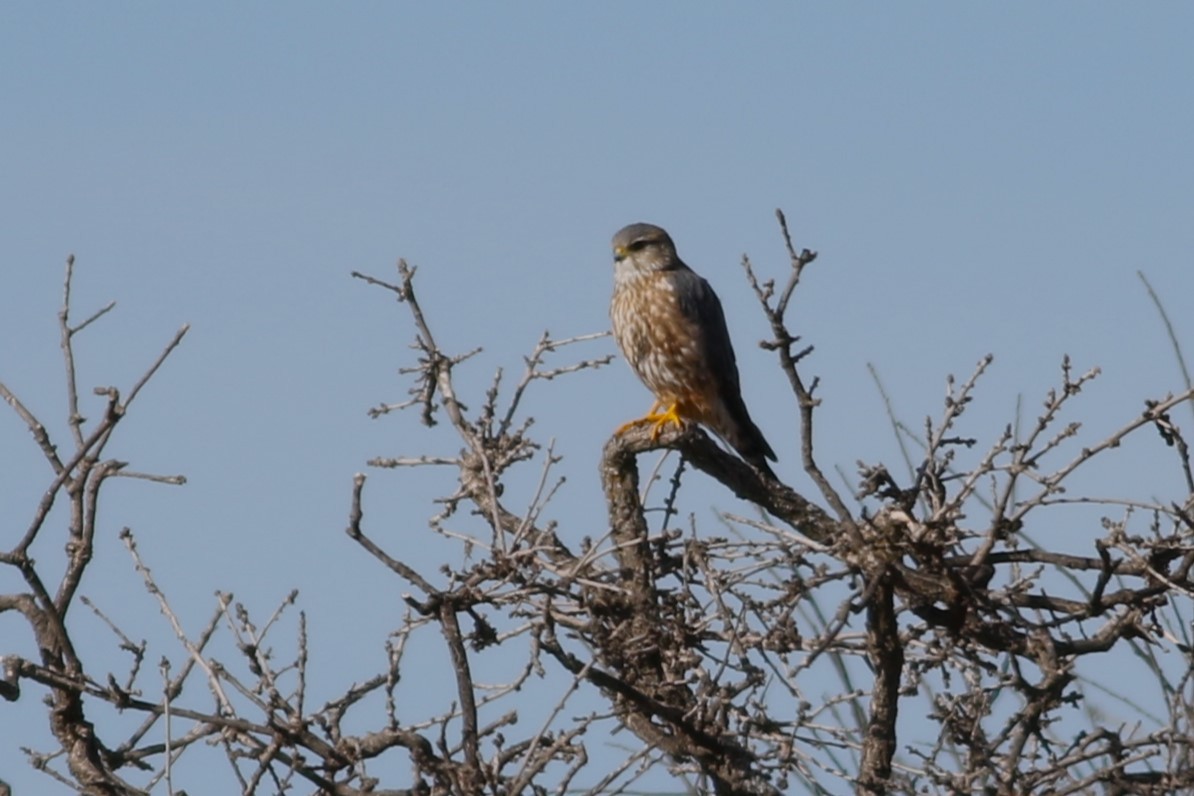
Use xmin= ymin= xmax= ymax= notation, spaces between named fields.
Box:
xmin=609 ymin=222 xmax=777 ymax=478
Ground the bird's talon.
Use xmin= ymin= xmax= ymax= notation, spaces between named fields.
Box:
xmin=614 ymin=418 xmax=646 ymax=436
xmin=648 ymin=404 xmax=684 ymax=440
xmin=616 ymin=403 xmax=684 ymax=440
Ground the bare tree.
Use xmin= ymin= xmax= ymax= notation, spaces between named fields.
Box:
xmin=4 ymin=214 xmax=1194 ymax=795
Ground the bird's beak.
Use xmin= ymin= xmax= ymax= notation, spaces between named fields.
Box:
xmin=613 ymin=246 xmax=627 ymax=262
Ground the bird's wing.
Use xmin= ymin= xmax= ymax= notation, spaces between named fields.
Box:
xmin=672 ymin=268 xmax=744 ymax=396
xmin=673 ymin=265 xmax=777 ymax=467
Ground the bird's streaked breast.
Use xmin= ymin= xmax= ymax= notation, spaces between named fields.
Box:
xmin=611 ymin=272 xmax=717 ymax=417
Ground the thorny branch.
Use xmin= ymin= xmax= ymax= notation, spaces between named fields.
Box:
xmin=5 ymin=222 xmax=1194 ymax=795
xmin=1 ymin=256 xmax=189 ymax=796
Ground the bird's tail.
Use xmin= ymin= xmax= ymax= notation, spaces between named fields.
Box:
xmin=731 ymin=422 xmax=778 ymax=479
xmin=719 ymin=402 xmax=777 ymax=479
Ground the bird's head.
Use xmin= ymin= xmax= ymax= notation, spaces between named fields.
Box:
xmin=611 ymin=223 xmax=679 ymax=278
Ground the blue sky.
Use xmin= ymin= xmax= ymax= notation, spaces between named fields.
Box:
xmin=2 ymin=4 xmax=1193 ymax=792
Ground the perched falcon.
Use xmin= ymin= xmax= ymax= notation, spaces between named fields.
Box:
xmin=609 ymin=222 xmax=777 ymax=478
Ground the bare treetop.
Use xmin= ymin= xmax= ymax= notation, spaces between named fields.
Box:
xmin=3 ymin=216 xmax=1194 ymax=795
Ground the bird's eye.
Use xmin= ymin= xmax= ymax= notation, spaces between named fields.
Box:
xmin=628 ymin=240 xmax=649 ymax=252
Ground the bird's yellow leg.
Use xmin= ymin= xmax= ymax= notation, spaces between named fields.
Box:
xmin=646 ymin=402 xmax=684 ymax=440
xmin=614 ymin=412 xmax=652 ymax=435
xmin=615 ymin=401 xmax=686 ymax=438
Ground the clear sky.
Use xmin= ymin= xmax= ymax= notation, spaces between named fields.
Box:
xmin=2 ymin=4 xmax=1193 ymax=793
